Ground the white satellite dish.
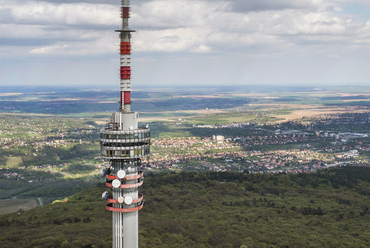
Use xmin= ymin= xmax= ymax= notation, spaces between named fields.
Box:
xmin=100 ymin=167 xmax=111 ymax=177
xmin=127 ymin=167 xmax=132 ymax=172
xmin=124 ymin=196 xmax=133 ymax=205
xmin=117 ymin=170 xmax=126 ymax=179
xmin=101 ymin=191 xmax=109 ymax=201
xmin=99 ymin=168 xmax=106 ymax=177
xmin=112 ymin=179 xmax=121 ymax=188
xmin=118 ymin=196 xmax=124 ymax=204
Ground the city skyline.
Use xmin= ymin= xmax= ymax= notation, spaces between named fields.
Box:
xmin=1 ymin=0 xmax=370 ymax=87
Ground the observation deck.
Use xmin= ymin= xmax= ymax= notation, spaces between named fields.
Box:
xmin=100 ymin=125 xmax=150 ymax=159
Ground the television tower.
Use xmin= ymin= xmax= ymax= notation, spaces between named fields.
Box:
xmin=100 ymin=0 xmax=150 ymax=247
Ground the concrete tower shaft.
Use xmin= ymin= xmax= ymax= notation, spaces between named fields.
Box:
xmin=100 ymin=1 xmax=150 ymax=248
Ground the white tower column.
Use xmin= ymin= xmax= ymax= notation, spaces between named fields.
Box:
xmin=100 ymin=1 xmax=150 ymax=248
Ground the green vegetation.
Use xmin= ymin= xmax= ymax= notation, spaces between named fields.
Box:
xmin=1 ymin=110 xmax=369 ymax=206
xmin=185 ymin=112 xmax=256 ymax=125
xmin=0 ymin=167 xmax=369 ymax=248
xmin=0 ymin=86 xmax=369 ymax=246
xmin=0 ymin=168 xmax=99 ymax=205
xmin=5 ymin=157 xmax=23 ymax=168
xmin=145 ymin=121 xmax=269 ymax=138
xmin=0 ymin=199 xmax=38 ymax=215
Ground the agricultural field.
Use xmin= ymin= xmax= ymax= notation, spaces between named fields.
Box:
xmin=0 ymin=85 xmax=369 ymax=214
xmin=0 ymin=198 xmax=39 ymax=215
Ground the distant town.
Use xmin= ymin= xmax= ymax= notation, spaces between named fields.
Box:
xmin=144 ymin=113 xmax=369 ymax=173
xmin=1 ymin=112 xmax=368 ymax=186
xmin=0 ymin=86 xmax=369 ymax=208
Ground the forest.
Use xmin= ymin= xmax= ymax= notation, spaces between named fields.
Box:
xmin=0 ymin=166 xmax=369 ymax=248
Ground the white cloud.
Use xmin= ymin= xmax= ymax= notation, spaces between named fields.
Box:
xmin=0 ymin=1 xmax=119 ymax=56
xmin=1 ymin=0 xmax=370 ymax=86
xmin=335 ymin=0 xmax=370 ymax=6
xmin=2 ymin=0 xmax=369 ymax=55
xmin=327 ymin=54 xmax=341 ymax=58
xmin=3 ymin=1 xmax=117 ymax=26
xmin=30 ymin=44 xmax=69 ymax=54
xmin=229 ymin=0 xmax=324 ymax=12
xmin=132 ymin=0 xmax=226 ymax=29
xmin=28 ymin=34 xmax=116 ymax=56
xmin=192 ymin=45 xmax=211 ymax=53
xmin=134 ymin=27 xmax=211 ymax=52
xmin=130 ymin=0 xmax=369 ymax=52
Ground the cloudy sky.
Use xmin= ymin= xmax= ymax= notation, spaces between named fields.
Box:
xmin=1 ymin=0 xmax=370 ymax=88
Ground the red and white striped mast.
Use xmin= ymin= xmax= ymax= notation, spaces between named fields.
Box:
xmin=119 ymin=0 xmax=133 ymax=113
xmin=100 ymin=1 xmax=150 ymax=248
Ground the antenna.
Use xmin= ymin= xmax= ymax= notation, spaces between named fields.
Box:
xmin=99 ymin=1 xmax=151 ymax=247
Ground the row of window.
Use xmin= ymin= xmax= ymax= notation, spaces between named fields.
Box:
xmin=100 ymin=132 xmax=150 ymax=140
xmin=101 ymin=141 xmax=150 ymax=148
xmin=103 ymin=148 xmax=150 ymax=158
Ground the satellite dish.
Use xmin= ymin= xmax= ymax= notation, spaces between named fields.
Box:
xmin=118 ymin=196 xmax=124 ymax=204
xmin=127 ymin=167 xmax=132 ymax=172
xmin=100 ymin=167 xmax=111 ymax=177
xmin=117 ymin=170 xmax=126 ymax=179
xmin=112 ymin=179 xmax=121 ymax=188
xmin=124 ymin=196 xmax=133 ymax=205
xmin=101 ymin=191 xmax=109 ymax=201
xmin=99 ymin=168 xmax=106 ymax=177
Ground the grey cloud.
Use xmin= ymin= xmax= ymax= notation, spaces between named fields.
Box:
xmin=160 ymin=35 xmax=180 ymax=43
xmin=38 ymin=0 xmax=117 ymax=4
xmin=230 ymin=0 xmax=320 ymax=12
xmin=37 ymin=0 xmax=207 ymax=7
xmin=0 ymin=8 xmax=15 ymax=23
xmin=0 ymin=38 xmax=54 ymax=47
xmin=38 ymin=0 xmax=150 ymax=4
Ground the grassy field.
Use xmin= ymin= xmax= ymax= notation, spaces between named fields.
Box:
xmin=0 ymin=198 xmax=39 ymax=215
xmin=5 ymin=157 xmax=23 ymax=168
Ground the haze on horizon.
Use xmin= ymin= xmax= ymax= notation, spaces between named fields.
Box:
xmin=0 ymin=0 xmax=370 ymax=88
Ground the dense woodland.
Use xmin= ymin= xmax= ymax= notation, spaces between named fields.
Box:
xmin=0 ymin=167 xmax=369 ymax=248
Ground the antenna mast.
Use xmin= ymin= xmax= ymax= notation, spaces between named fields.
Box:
xmin=100 ymin=1 xmax=150 ymax=247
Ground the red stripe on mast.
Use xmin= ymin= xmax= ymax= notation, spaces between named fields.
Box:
xmin=124 ymin=91 xmax=131 ymax=104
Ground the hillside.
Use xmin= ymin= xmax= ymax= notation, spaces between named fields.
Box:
xmin=0 ymin=167 xmax=369 ymax=248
